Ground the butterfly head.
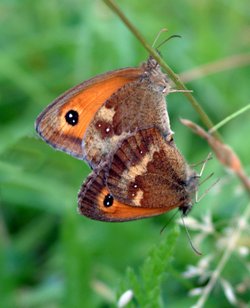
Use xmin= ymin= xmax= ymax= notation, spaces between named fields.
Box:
xmin=179 ymin=168 xmax=199 ymax=215
xmin=179 ymin=203 xmax=192 ymax=216
xmin=142 ymin=56 xmax=170 ymax=95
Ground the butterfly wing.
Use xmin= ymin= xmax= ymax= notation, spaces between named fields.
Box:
xmin=35 ymin=67 xmax=143 ymax=159
xmin=78 ymin=162 xmax=168 ymax=222
xmin=107 ymin=127 xmax=196 ymax=211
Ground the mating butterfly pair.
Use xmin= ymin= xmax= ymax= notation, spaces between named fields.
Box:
xmin=35 ymin=56 xmax=198 ymax=221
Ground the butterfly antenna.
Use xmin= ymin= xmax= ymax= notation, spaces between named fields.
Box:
xmin=152 ymin=28 xmax=168 ymax=48
xmin=160 ymin=209 xmax=179 ymax=234
xmin=156 ymin=34 xmax=182 ymax=50
xmin=181 ymin=215 xmax=202 ymax=256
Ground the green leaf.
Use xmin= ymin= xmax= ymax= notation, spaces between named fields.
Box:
xmin=118 ymin=225 xmax=179 ymax=307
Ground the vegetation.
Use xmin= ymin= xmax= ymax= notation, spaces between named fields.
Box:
xmin=0 ymin=1 xmax=249 ymax=307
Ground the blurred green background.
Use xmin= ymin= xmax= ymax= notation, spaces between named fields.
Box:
xmin=0 ymin=0 xmax=249 ymax=307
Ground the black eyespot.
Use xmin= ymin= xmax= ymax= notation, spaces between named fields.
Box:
xmin=65 ymin=110 xmax=79 ymax=126
xmin=103 ymin=194 xmax=114 ymax=207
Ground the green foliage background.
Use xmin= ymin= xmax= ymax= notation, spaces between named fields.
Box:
xmin=0 ymin=1 xmax=249 ymax=307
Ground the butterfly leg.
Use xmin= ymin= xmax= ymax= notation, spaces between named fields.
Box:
xmin=195 ymin=178 xmax=220 ymax=203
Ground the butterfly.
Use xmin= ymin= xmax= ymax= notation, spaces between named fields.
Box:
xmin=78 ymin=127 xmax=198 ymax=222
xmin=35 ymin=56 xmax=175 ymax=169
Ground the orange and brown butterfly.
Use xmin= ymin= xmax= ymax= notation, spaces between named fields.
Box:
xmin=78 ymin=127 xmax=198 ymax=222
xmin=35 ymin=56 xmax=174 ymax=168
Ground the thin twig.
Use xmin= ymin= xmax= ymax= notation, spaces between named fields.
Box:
xmin=103 ymin=0 xmax=218 ymax=138
xmin=209 ymin=103 xmax=250 ymax=133
xmin=193 ymin=202 xmax=250 ymax=308
xmin=180 ymin=53 xmax=250 ymax=83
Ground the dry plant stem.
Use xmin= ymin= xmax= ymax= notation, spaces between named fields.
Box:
xmin=103 ymin=0 xmax=219 ymax=139
xmin=237 ymin=169 xmax=250 ymax=195
xmin=194 ymin=202 xmax=250 ymax=308
xmin=180 ymin=53 xmax=250 ymax=83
